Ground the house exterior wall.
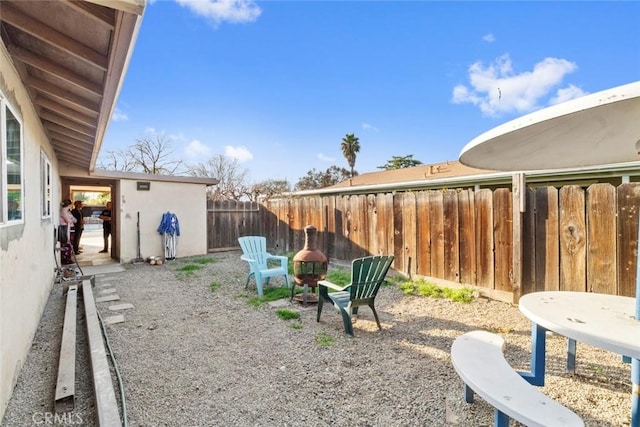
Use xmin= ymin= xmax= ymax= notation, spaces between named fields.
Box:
xmin=0 ymin=44 xmax=59 ymax=419
xmin=118 ymin=179 xmax=209 ymax=262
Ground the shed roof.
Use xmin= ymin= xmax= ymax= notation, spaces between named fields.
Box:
xmin=91 ymin=169 xmax=219 ymax=186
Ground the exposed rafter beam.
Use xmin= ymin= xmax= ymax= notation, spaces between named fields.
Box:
xmin=67 ymin=1 xmax=115 ymax=29
xmin=7 ymin=45 xmax=103 ymax=96
xmin=36 ymin=96 xmax=99 ymax=119
xmin=44 ymin=122 xmax=95 ymax=145
xmin=40 ymin=111 xmax=97 ymax=137
xmin=1 ymin=2 xmax=108 ymax=70
xmin=54 ymin=152 xmax=93 ymax=167
xmin=51 ymin=145 xmax=88 ymax=163
xmin=85 ymin=0 xmax=145 ymax=16
xmin=50 ymin=132 xmax=94 ymax=153
xmin=28 ymin=76 xmax=99 ymax=117
xmin=36 ymin=97 xmax=97 ymax=127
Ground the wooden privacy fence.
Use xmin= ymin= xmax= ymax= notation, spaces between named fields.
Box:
xmin=207 ymin=200 xmax=261 ymax=251
xmin=207 ymin=183 xmax=640 ymax=299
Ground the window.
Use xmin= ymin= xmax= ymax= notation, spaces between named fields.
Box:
xmin=1 ymin=93 xmax=24 ymax=225
xmin=41 ymin=151 xmax=51 ymax=218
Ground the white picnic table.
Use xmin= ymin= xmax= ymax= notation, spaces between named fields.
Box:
xmin=458 ymin=80 xmax=640 ymax=426
xmin=518 ymin=291 xmax=640 ymax=386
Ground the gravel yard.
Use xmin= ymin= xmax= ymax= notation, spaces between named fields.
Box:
xmin=1 ymin=251 xmax=632 ymax=426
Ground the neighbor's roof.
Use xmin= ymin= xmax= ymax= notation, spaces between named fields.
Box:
xmin=327 ymin=161 xmax=495 ymax=189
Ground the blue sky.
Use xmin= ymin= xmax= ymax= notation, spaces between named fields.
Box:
xmin=101 ymin=0 xmax=640 ymax=184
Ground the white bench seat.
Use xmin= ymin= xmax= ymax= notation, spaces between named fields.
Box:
xmin=451 ymin=330 xmax=584 ymax=427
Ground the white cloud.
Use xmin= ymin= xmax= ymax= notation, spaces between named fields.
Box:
xmin=184 ymin=139 xmax=211 ymax=158
xmin=225 ymin=145 xmax=253 ymax=162
xmin=451 ymin=54 xmax=578 ymax=116
xmin=168 ymin=132 xmax=188 ymax=143
xmin=175 ymin=0 xmax=261 ymax=25
xmin=483 ymin=33 xmax=495 ymax=43
xmin=550 ymin=84 xmax=588 ymax=105
xmin=111 ymin=108 xmax=128 ymax=122
xmin=318 ymin=153 xmax=336 ymax=162
xmin=362 ymin=122 xmax=379 ymax=132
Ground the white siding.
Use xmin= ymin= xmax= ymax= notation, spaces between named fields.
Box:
xmin=0 ymin=43 xmax=59 ymax=418
xmin=118 ymin=179 xmax=210 ymax=262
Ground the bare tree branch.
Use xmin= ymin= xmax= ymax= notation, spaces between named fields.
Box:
xmin=97 ymin=131 xmax=185 ymax=175
xmin=187 ymin=155 xmax=250 ymax=200
xmin=96 ymin=149 xmax=138 ymax=172
xmin=130 ymin=134 xmax=184 ymax=175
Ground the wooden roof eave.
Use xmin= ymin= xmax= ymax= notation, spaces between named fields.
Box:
xmin=90 ymin=8 xmax=145 ymax=171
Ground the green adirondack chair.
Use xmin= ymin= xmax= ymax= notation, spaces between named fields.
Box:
xmin=238 ymin=236 xmax=289 ymax=296
xmin=316 ymin=255 xmax=394 ymax=337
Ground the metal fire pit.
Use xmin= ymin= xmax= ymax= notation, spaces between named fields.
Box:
xmin=292 ymin=225 xmax=327 ymax=305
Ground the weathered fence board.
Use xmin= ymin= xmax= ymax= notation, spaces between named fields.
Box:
xmin=379 ymin=193 xmax=394 ymax=262
xmin=207 ymin=182 xmax=640 ymax=300
xmin=617 ymin=184 xmax=640 ymax=297
xmin=324 ymin=197 xmax=335 ymax=258
xmin=293 ymin=197 xmax=306 ymax=249
xmin=278 ymin=199 xmax=288 ymax=251
xmin=365 ymin=194 xmax=380 ymax=255
xmin=522 ymin=188 xmax=536 ymax=294
xmin=416 ymin=191 xmax=432 ymax=277
xmin=403 ymin=192 xmax=418 ymax=277
xmin=344 ymin=195 xmax=356 ymax=258
xmin=587 ymin=184 xmax=617 ymax=294
xmin=208 ymin=200 xmax=261 ymax=249
xmin=493 ymin=188 xmax=513 ymax=292
xmin=443 ymin=191 xmax=460 ymax=283
xmin=559 ymin=186 xmax=586 ymax=292
xmin=534 ymin=187 xmax=559 ymax=291
xmin=392 ymin=194 xmax=405 ymax=273
xmin=353 ymin=195 xmax=368 ymax=259
xmin=458 ymin=189 xmax=476 ymax=285
xmin=333 ymin=196 xmax=345 ymax=260
xmin=430 ymin=191 xmax=445 ymax=279
xmin=475 ymin=189 xmax=494 ymax=289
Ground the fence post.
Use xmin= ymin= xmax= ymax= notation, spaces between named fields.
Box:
xmin=512 ymin=173 xmax=525 ymax=303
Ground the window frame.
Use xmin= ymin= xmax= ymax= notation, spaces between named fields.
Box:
xmin=0 ymin=91 xmax=25 ymax=226
xmin=41 ymin=150 xmax=52 ymax=219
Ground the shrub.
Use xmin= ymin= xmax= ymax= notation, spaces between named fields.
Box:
xmin=399 ymin=278 xmax=474 ymax=303
xmin=192 ymin=257 xmax=217 ymax=265
xmin=325 ymin=268 xmax=350 ymax=286
xmin=315 ymin=332 xmax=335 ymax=347
xmin=276 ymin=309 xmax=300 ymax=320
xmin=175 ymin=264 xmax=201 ymax=279
xmin=247 ymin=286 xmax=291 ymax=307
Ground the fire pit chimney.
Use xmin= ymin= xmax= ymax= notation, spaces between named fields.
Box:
xmin=292 ymin=225 xmax=327 ymax=304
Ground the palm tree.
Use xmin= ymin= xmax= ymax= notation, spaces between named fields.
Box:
xmin=341 ymin=133 xmax=360 ymax=177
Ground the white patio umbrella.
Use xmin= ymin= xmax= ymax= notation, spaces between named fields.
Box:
xmin=459 ymin=80 xmax=640 ymax=427
xmin=460 ymin=81 xmax=640 ymax=171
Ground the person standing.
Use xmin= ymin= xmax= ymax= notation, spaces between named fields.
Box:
xmin=99 ymin=201 xmax=112 ymax=253
xmin=59 ymin=199 xmax=76 ymax=243
xmin=71 ymin=200 xmax=84 ymax=255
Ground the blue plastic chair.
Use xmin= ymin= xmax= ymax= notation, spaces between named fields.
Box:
xmin=238 ymin=236 xmax=289 ymax=296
